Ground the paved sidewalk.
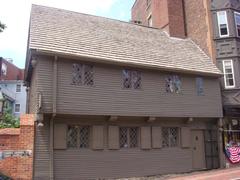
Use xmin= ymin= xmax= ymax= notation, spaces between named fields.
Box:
xmin=167 ymin=167 xmax=240 ymax=180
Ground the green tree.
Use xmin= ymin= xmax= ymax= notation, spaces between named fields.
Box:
xmin=0 ymin=21 xmax=6 ymax=32
xmin=0 ymin=108 xmax=20 ymax=128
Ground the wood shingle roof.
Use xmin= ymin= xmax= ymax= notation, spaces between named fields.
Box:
xmin=28 ymin=4 xmax=221 ymax=76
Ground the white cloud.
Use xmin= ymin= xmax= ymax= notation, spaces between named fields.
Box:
xmin=0 ymin=0 xmax=117 ymax=68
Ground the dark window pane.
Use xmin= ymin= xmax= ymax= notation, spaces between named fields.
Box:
xmin=84 ymin=65 xmax=94 ymax=86
xmin=132 ymin=71 xmax=141 ymax=89
xmin=123 ymin=70 xmax=131 ymax=89
xmin=72 ymin=64 xmax=82 ymax=85
xmin=67 ymin=126 xmax=78 ymax=148
xmin=79 ymin=126 xmax=90 ymax=148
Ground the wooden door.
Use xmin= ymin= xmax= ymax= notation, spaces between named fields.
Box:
xmin=191 ymin=130 xmax=206 ymax=170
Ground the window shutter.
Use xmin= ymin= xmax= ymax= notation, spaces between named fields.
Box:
xmin=92 ymin=126 xmax=104 ymax=150
xmin=108 ymin=126 xmax=119 ymax=150
xmin=181 ymin=127 xmax=191 ymax=148
xmin=54 ymin=124 xmax=67 ymax=149
xmin=152 ymin=126 xmax=162 ymax=148
xmin=141 ymin=126 xmax=151 ymax=149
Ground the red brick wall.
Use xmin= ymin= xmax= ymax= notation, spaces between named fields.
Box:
xmin=183 ymin=0 xmax=215 ymax=62
xmin=0 ymin=114 xmax=34 ymax=180
xmin=132 ymin=0 xmax=186 ymax=38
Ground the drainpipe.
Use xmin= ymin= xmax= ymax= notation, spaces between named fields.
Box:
xmin=49 ymin=55 xmax=58 ymax=180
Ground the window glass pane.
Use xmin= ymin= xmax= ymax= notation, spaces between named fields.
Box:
xmin=123 ymin=70 xmax=131 ymax=89
xmin=15 ymin=104 xmax=20 ymax=113
xmin=235 ymin=13 xmax=240 ymax=36
xmin=218 ymin=11 xmax=228 ymax=36
xmin=84 ymin=65 xmax=94 ymax=86
xmin=196 ymin=77 xmax=204 ymax=95
xmin=67 ymin=126 xmax=78 ymax=148
xmin=79 ymin=126 xmax=90 ymax=148
xmin=162 ymin=127 xmax=178 ymax=148
xmin=166 ymin=75 xmax=181 ymax=93
xmin=162 ymin=127 xmax=169 ymax=147
xmin=120 ymin=127 xmax=128 ymax=148
xmin=132 ymin=71 xmax=141 ymax=89
xmin=72 ymin=64 xmax=82 ymax=85
xmin=129 ymin=127 xmax=138 ymax=148
xmin=16 ymin=84 xmax=21 ymax=92
xmin=223 ymin=60 xmax=235 ymax=88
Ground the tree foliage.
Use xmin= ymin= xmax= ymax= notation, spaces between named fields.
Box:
xmin=0 ymin=21 xmax=6 ymax=32
xmin=0 ymin=108 xmax=20 ymax=128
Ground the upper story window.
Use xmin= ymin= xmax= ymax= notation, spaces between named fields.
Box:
xmin=234 ymin=12 xmax=240 ymax=37
xmin=123 ymin=69 xmax=141 ymax=89
xmin=196 ymin=77 xmax=204 ymax=96
xmin=217 ymin=11 xmax=229 ymax=37
xmin=16 ymin=84 xmax=21 ymax=92
xmin=165 ymin=75 xmax=181 ymax=93
xmin=67 ymin=125 xmax=90 ymax=149
xmin=162 ymin=127 xmax=178 ymax=148
xmin=148 ymin=15 xmax=153 ymax=27
xmin=1 ymin=63 xmax=7 ymax=76
xmin=223 ymin=60 xmax=235 ymax=88
xmin=72 ymin=63 xmax=93 ymax=86
xmin=120 ymin=127 xmax=139 ymax=148
xmin=15 ymin=104 xmax=20 ymax=113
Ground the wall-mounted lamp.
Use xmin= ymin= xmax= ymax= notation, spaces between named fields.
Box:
xmin=36 ymin=113 xmax=44 ymax=127
xmin=31 ymin=58 xmax=37 ymax=68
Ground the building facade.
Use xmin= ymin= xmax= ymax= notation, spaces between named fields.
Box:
xmin=132 ymin=0 xmax=240 ymax=166
xmin=0 ymin=57 xmax=26 ymax=117
xmin=25 ymin=5 xmax=223 ymax=179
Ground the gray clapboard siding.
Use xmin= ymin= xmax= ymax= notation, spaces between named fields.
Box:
xmin=34 ymin=118 xmax=51 ymax=180
xmin=29 ymin=66 xmax=37 ymax=114
xmin=54 ymin=58 xmax=222 ymax=117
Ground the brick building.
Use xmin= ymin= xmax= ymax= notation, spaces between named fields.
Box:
xmin=132 ymin=0 xmax=240 ymax=167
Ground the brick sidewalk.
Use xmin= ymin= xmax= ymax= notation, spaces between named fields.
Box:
xmin=167 ymin=167 xmax=240 ymax=180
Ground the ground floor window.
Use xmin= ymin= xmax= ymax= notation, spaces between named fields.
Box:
xmin=67 ymin=125 xmax=90 ymax=149
xmin=119 ymin=127 xmax=139 ymax=148
xmin=162 ymin=127 xmax=178 ymax=147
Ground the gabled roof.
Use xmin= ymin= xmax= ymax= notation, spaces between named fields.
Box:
xmin=27 ymin=4 xmax=221 ymax=76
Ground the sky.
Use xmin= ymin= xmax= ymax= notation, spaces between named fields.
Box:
xmin=0 ymin=0 xmax=135 ymax=69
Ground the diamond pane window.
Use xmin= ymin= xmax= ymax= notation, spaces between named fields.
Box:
xmin=123 ymin=69 xmax=141 ymax=90
xmin=72 ymin=63 xmax=94 ymax=86
xmin=120 ymin=127 xmax=128 ymax=148
xmin=217 ymin=11 xmax=229 ymax=37
xmin=79 ymin=126 xmax=90 ymax=148
xmin=67 ymin=126 xmax=78 ymax=148
xmin=72 ymin=64 xmax=82 ymax=85
xmin=84 ymin=65 xmax=94 ymax=86
xmin=67 ymin=125 xmax=90 ymax=149
xmin=196 ymin=77 xmax=204 ymax=95
xmin=223 ymin=60 xmax=235 ymax=88
xmin=132 ymin=71 xmax=141 ymax=89
xmin=123 ymin=70 xmax=131 ymax=89
xmin=119 ymin=127 xmax=139 ymax=148
xmin=235 ymin=12 xmax=240 ymax=37
xmin=166 ymin=75 xmax=181 ymax=93
xmin=162 ymin=127 xmax=178 ymax=148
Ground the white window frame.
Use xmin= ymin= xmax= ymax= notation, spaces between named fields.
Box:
xmin=223 ymin=60 xmax=235 ymax=89
xmin=16 ymin=84 xmax=21 ymax=92
xmin=234 ymin=12 xmax=240 ymax=37
xmin=15 ymin=104 xmax=21 ymax=113
xmin=217 ymin=11 xmax=229 ymax=37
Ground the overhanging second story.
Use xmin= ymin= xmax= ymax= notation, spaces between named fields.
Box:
xmin=25 ymin=5 xmax=223 ymax=118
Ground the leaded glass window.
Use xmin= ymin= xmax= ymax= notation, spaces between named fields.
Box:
xmin=162 ymin=127 xmax=178 ymax=148
xmin=72 ymin=63 xmax=93 ymax=86
xmin=119 ymin=127 xmax=139 ymax=148
xmin=67 ymin=125 xmax=90 ymax=149
xmin=166 ymin=75 xmax=181 ymax=93
xmin=196 ymin=77 xmax=204 ymax=95
xmin=223 ymin=60 xmax=235 ymax=88
xmin=72 ymin=64 xmax=82 ymax=85
xmin=123 ymin=70 xmax=131 ymax=89
xmin=123 ymin=69 xmax=141 ymax=89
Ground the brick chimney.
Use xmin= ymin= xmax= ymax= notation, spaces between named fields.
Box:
xmin=132 ymin=0 xmax=186 ymax=38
